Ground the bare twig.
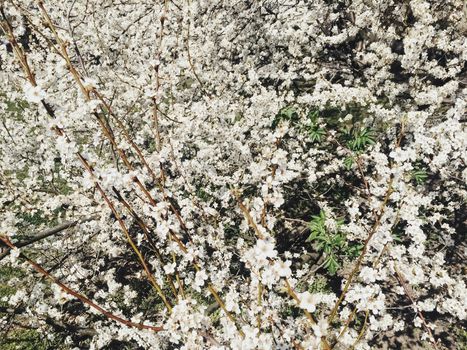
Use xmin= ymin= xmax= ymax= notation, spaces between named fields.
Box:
xmin=394 ymin=265 xmax=439 ymax=350
xmin=0 ymin=235 xmax=164 ymax=332
xmin=0 ymin=216 xmax=99 ymax=261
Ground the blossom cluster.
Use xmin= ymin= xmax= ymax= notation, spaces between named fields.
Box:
xmin=0 ymin=0 xmax=465 ymax=349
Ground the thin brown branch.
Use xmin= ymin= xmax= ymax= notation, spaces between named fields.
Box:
xmin=0 ymin=235 xmax=164 ymax=332
xmin=0 ymin=216 xmax=98 ymax=261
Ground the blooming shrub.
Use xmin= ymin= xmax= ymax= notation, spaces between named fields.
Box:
xmin=0 ymin=0 xmax=466 ymax=349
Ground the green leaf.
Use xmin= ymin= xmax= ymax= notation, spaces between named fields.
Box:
xmin=309 ymin=125 xmax=326 ymax=143
xmin=324 ymin=255 xmax=339 ymax=275
xmin=346 ymin=243 xmax=364 ymax=258
xmin=343 ymin=156 xmax=354 ymax=170
xmin=347 ymin=128 xmax=375 ymax=152
xmin=392 ymin=233 xmax=403 ymax=243
xmin=308 ymin=109 xmax=319 ymax=121
xmin=305 ymin=109 xmax=326 ymax=143
xmin=412 ymin=168 xmax=428 ymax=185
xmin=272 ymin=106 xmax=299 ymax=129
xmin=307 ymin=211 xmax=357 ymax=274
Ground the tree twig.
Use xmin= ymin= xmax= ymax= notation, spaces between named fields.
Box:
xmin=394 ymin=264 xmax=439 ymax=350
xmin=0 ymin=216 xmax=99 ymax=261
xmin=0 ymin=235 xmax=164 ymax=332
